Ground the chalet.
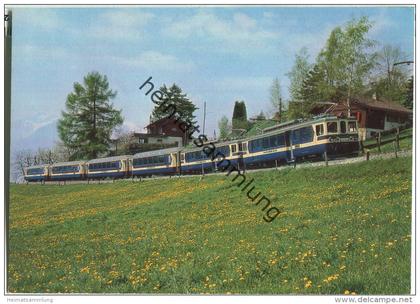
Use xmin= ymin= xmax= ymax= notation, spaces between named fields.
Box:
xmin=310 ymin=98 xmax=412 ymax=140
xmin=145 ymin=117 xmax=190 ymax=145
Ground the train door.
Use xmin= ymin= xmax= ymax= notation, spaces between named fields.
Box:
xmin=127 ymin=159 xmax=132 ymax=177
xmin=285 ymin=131 xmax=294 ymax=162
xmin=177 ymin=151 xmax=183 ymax=175
xmin=237 ymin=142 xmax=244 ymax=171
xmin=237 ymin=141 xmax=248 ymax=171
xmin=172 ymin=152 xmax=180 ymax=175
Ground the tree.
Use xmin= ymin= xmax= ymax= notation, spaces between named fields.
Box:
xmin=404 ymin=76 xmax=413 ymax=110
xmin=232 ymin=101 xmax=248 ymax=130
xmin=12 ymin=150 xmax=35 ymax=182
xmin=151 ymin=84 xmax=198 ymax=124
xmin=270 ymin=78 xmax=284 ymax=121
xmin=287 ymin=48 xmax=312 ymax=103
xmin=317 ymin=17 xmax=376 ymax=115
xmin=57 ymin=72 xmax=123 ymax=160
xmin=256 ymin=111 xmax=266 ymax=120
xmin=218 ymin=115 xmax=231 ymax=140
xmin=288 ymin=17 xmax=376 ymax=118
xmin=372 ymin=45 xmax=410 ymax=103
xmin=376 ymin=45 xmax=408 ymax=84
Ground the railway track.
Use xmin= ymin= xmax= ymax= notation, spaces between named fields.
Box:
xmin=28 ymin=149 xmax=412 ymax=185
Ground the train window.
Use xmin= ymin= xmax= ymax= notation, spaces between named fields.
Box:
xmin=269 ymin=136 xmax=278 ymax=147
xmin=231 ymin=145 xmax=237 ymax=153
xmin=27 ymin=168 xmax=44 ymax=175
xmin=348 ymin=121 xmax=357 ymax=132
xmin=316 ymin=124 xmax=324 ymax=136
xmin=262 ymin=138 xmax=269 ymax=149
xmin=248 ymin=134 xmax=285 ymax=153
xmin=292 ymin=127 xmax=314 ymax=144
xmin=52 ymin=165 xmax=79 ymax=174
xmin=327 ymin=122 xmax=338 ymax=133
xmin=340 ymin=121 xmax=347 ymax=133
xmin=242 ymin=142 xmax=248 ymax=152
xmin=215 ymin=146 xmax=229 ymax=157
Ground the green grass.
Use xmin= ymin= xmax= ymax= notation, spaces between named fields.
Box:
xmin=8 ymin=157 xmax=412 ymax=294
xmin=365 ymin=128 xmax=412 ymax=154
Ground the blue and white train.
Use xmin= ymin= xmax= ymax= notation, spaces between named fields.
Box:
xmin=24 ymin=115 xmax=360 ymax=182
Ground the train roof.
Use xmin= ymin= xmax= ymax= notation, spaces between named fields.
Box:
xmin=26 ymin=164 xmax=48 ymax=169
xmin=87 ymin=155 xmax=132 ymax=164
xmin=50 ymin=160 xmax=86 ymax=167
xmin=262 ymin=115 xmax=341 ymax=134
xmin=133 ymin=147 xmax=181 ymax=158
xmin=181 ymin=139 xmax=236 ymax=153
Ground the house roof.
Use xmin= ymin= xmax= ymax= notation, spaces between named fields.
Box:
xmin=311 ymin=98 xmax=412 ymax=115
xmin=146 ymin=117 xmax=184 ymax=128
xmin=133 ymin=132 xmax=182 ymax=139
xmin=353 ymin=98 xmax=412 ymax=114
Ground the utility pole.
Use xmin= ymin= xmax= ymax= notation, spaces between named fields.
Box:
xmin=202 ymin=101 xmax=206 ymax=136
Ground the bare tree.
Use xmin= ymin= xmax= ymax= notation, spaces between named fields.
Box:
xmin=376 ymin=45 xmax=409 ymax=85
xmin=53 ymin=142 xmax=76 ymax=162
xmin=36 ymin=148 xmax=60 ymax=164
xmin=12 ymin=150 xmax=35 ymax=183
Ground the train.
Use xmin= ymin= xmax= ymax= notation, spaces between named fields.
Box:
xmin=24 ymin=115 xmax=360 ymax=182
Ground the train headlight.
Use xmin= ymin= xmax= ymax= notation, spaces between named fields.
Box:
xmin=328 ymin=137 xmax=334 ymax=143
xmin=334 ymin=137 xmax=340 ymax=143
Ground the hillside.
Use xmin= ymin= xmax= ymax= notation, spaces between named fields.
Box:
xmin=8 ymin=157 xmax=412 ymax=294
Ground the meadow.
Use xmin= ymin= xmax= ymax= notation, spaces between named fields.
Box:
xmin=8 ymin=156 xmax=412 ymax=294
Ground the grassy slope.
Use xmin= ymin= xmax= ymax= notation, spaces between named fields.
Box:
xmin=9 ymin=157 xmax=412 ymax=294
xmin=366 ymin=128 xmax=412 ymax=154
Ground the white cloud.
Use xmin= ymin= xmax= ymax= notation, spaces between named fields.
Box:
xmin=369 ymin=11 xmax=397 ymax=36
xmin=15 ymin=44 xmax=69 ymax=60
xmin=86 ymin=10 xmax=154 ymax=41
xmin=107 ymin=51 xmax=196 ymax=72
xmin=14 ymin=8 xmax=62 ymax=31
xmin=214 ymin=76 xmax=273 ymax=92
xmin=163 ymin=12 xmax=280 ymax=54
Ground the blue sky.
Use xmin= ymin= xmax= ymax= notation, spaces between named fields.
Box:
xmin=10 ymin=5 xmax=414 ymax=150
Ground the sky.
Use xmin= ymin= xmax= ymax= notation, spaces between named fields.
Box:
xmin=9 ymin=5 xmax=415 ymax=151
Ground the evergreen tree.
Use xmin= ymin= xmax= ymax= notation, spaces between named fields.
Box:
xmin=232 ymin=101 xmax=248 ymax=130
xmin=256 ymin=111 xmax=266 ymax=120
xmin=151 ymin=84 xmax=198 ymax=124
xmin=57 ymin=72 xmax=123 ymax=160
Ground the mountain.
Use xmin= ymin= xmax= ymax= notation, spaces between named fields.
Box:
xmin=11 ymin=119 xmax=59 ymax=154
